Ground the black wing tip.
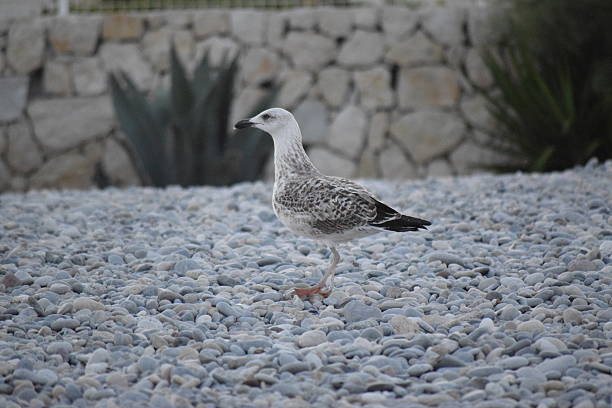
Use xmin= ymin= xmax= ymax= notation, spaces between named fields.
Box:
xmin=370 ymin=199 xmax=432 ymax=232
xmin=377 ymin=216 xmax=431 ymax=232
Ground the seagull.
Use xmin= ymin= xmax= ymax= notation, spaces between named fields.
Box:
xmin=235 ymin=108 xmax=431 ymax=297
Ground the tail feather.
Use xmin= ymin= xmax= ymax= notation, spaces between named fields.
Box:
xmin=370 ymin=200 xmax=431 ymax=232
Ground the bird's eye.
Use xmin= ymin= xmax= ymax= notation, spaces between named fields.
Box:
xmin=262 ymin=113 xmax=271 ymax=120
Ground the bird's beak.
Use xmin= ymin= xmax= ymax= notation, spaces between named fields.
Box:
xmin=234 ymin=119 xmax=255 ymax=130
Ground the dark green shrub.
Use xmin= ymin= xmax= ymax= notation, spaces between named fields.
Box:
xmin=109 ymin=45 xmax=275 ymax=187
xmin=482 ymin=0 xmax=612 ymax=172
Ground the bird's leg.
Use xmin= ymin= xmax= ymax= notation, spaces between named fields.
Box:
xmin=293 ymin=246 xmax=340 ymax=298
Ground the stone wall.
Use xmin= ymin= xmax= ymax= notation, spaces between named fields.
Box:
xmin=0 ymin=1 xmax=503 ymax=191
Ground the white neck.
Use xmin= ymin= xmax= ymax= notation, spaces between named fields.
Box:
xmin=271 ymin=120 xmax=319 ymax=180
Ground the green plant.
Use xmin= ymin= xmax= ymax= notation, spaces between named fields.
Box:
xmin=109 ymin=45 xmax=275 ymax=186
xmin=481 ymin=0 xmax=612 ymax=172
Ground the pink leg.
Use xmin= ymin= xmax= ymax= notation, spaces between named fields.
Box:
xmin=293 ymin=247 xmax=339 ymax=298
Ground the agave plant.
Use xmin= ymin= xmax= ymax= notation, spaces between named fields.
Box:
xmin=481 ymin=0 xmax=612 ymax=172
xmin=109 ymin=45 xmax=275 ymax=187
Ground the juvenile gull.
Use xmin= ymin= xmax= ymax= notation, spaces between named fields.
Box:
xmin=235 ymin=108 xmax=431 ymax=297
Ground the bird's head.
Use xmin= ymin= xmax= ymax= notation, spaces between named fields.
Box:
xmin=234 ymin=108 xmax=296 ymax=136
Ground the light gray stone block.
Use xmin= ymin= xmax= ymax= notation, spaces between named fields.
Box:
xmin=328 ymin=105 xmax=367 ymax=159
xmin=43 ymin=60 xmax=73 ymax=96
xmin=287 ymin=9 xmax=317 ymax=30
xmin=465 ymin=48 xmax=493 ymax=89
xmin=49 ymin=16 xmax=102 ymax=56
xmin=460 ymin=95 xmax=494 ymax=132
xmin=193 ymin=10 xmax=230 ymax=39
xmin=318 ymin=8 xmax=352 ymax=39
xmin=421 ymin=6 xmax=466 ymax=48
xmin=30 ymin=150 xmax=96 ymax=190
xmin=231 ymin=10 xmax=266 ymax=46
xmin=293 ymin=99 xmax=328 ymax=145
xmin=308 ymin=147 xmax=355 ymax=178
xmin=29 ymin=96 xmax=114 ymax=152
xmin=283 ymin=32 xmax=336 ymax=71
xmin=428 ymin=159 xmax=453 ymax=177
xmin=354 ymin=67 xmax=393 ymax=110
xmin=385 ymin=31 xmax=444 ymax=67
xmin=368 ymin=112 xmax=388 ymax=151
xmin=73 ymin=58 xmax=106 ymax=96
xmin=102 ymin=138 xmax=140 ymax=186
xmin=356 ymin=148 xmax=379 ymax=178
xmin=7 ymin=20 xmax=44 ymax=74
xmin=278 ymin=70 xmax=312 ymax=108
xmin=382 ymin=7 xmax=420 ymax=40
xmin=6 ymin=120 xmax=42 ymax=174
xmin=390 ymin=111 xmax=465 ymax=163
xmin=379 ymin=142 xmax=416 ymax=179
xmin=241 ymin=48 xmax=280 ymax=85
xmin=451 ymin=140 xmax=496 ymax=174
xmin=338 ymin=31 xmax=384 ymax=67
xmin=266 ymin=12 xmax=287 ymax=49
xmin=398 ymin=67 xmax=460 ymax=109
xmin=100 ymin=43 xmax=154 ymax=90
xmin=0 ymin=77 xmax=29 ymax=122
xmin=317 ymin=67 xmax=350 ymax=108
xmin=0 ymin=0 xmax=42 ymax=19
xmin=230 ymin=87 xmax=266 ymax=127
xmin=353 ymin=8 xmax=380 ymax=30
xmin=102 ymin=14 xmax=144 ymax=41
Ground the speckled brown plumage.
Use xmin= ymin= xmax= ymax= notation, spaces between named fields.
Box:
xmin=234 ymin=108 xmax=431 ymax=297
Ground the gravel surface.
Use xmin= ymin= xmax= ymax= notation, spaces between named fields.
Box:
xmin=1 ymin=161 xmax=611 ymax=408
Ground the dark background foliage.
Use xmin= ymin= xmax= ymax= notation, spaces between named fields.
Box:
xmin=110 ymin=46 xmax=275 ymax=187
xmin=482 ymin=0 xmax=612 ymax=172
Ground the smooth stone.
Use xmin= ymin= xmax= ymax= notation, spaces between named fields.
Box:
xmin=467 ymin=366 xmax=503 ymax=377
xmin=173 ymin=259 xmax=200 ymax=274
xmin=297 ymin=330 xmax=327 ymax=348
xmin=500 ymin=305 xmax=521 ymax=320
xmin=343 ymin=300 xmax=382 ymax=323
xmin=47 ymin=341 xmax=73 ymax=357
xmin=428 ymin=252 xmax=465 ymax=267
xmin=516 ymin=320 xmax=545 ymax=333
xmin=279 ymin=361 xmax=310 ymax=374
xmin=407 ymin=363 xmax=433 ymax=376
xmin=217 ymin=301 xmax=241 ymax=317
xmin=562 ymin=308 xmax=583 ymax=324
xmin=435 ymin=355 xmax=467 ymax=368
xmin=499 ymin=356 xmax=529 ymax=370
xmin=138 ymin=356 xmax=158 ymax=373
xmin=536 ymin=355 xmax=577 ymax=375
xmin=525 ymin=272 xmax=545 ymax=286
xmin=88 ymin=348 xmax=110 ymax=364
xmin=51 ymin=318 xmax=80 ymax=330
xmin=73 ymin=297 xmax=105 ymax=311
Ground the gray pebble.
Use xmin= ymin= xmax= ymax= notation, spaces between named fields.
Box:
xmin=50 ymin=318 xmax=80 ymax=331
xmin=536 ymin=355 xmax=577 ymax=375
xmin=138 ymin=356 xmax=158 ymax=373
xmin=343 ymin=300 xmax=382 ymax=323
xmin=499 ymin=356 xmax=530 ymax=370
xmin=216 ymin=301 xmax=241 ymax=317
xmin=407 ymin=363 xmax=433 ymax=376
xmin=428 ymin=252 xmax=465 ymax=267
xmin=467 ymin=366 xmax=503 ymax=377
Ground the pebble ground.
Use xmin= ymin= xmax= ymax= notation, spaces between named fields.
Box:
xmin=1 ymin=161 xmax=611 ymax=408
